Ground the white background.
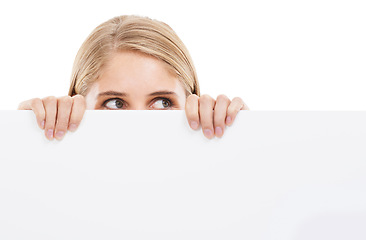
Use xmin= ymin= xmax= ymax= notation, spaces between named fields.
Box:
xmin=0 ymin=0 xmax=365 ymax=110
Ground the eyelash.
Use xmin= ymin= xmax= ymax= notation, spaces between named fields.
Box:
xmin=101 ymin=97 xmax=175 ymax=109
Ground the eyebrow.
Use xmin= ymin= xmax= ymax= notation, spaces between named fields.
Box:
xmin=148 ymin=91 xmax=178 ymax=97
xmin=97 ymin=90 xmax=178 ymax=98
xmin=98 ymin=91 xmax=127 ymax=97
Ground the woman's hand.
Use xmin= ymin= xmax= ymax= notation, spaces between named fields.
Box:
xmin=185 ymin=94 xmax=249 ymax=139
xmin=18 ymin=95 xmax=86 ymax=140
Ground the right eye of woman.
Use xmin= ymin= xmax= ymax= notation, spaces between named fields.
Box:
xmin=103 ymin=98 xmax=126 ymax=109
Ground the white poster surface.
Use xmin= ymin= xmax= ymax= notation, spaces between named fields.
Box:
xmin=0 ymin=111 xmax=365 ymax=239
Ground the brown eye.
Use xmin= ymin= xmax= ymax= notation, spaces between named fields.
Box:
xmin=162 ymin=99 xmax=170 ymax=108
xmin=151 ymin=98 xmax=172 ymax=109
xmin=104 ymin=98 xmax=125 ymax=109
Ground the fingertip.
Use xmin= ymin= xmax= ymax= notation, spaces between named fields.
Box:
xmin=54 ymin=130 xmax=65 ymax=141
xmin=225 ymin=116 xmax=233 ymax=126
xmin=203 ymin=129 xmax=214 ymax=139
xmin=185 ymin=95 xmax=200 ymax=131
xmin=215 ymin=126 xmax=224 ymax=138
xmin=39 ymin=120 xmax=45 ymax=130
xmin=190 ymin=121 xmax=199 ymax=130
xmin=45 ymin=129 xmax=54 ymax=140
xmin=68 ymin=123 xmax=78 ymax=132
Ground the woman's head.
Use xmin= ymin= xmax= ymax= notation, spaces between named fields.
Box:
xmin=84 ymin=49 xmax=188 ymax=110
xmin=69 ymin=15 xmax=200 ymax=101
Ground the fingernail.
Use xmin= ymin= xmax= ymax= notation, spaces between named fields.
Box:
xmin=55 ymin=131 xmax=65 ymax=140
xmin=40 ymin=121 xmax=45 ymax=129
xmin=203 ymin=129 xmax=213 ymax=139
xmin=47 ymin=129 xmax=54 ymax=140
xmin=69 ymin=124 xmax=78 ymax=132
xmin=226 ymin=116 xmax=232 ymax=125
xmin=190 ymin=121 xmax=198 ymax=130
xmin=215 ymin=127 xmax=223 ymax=137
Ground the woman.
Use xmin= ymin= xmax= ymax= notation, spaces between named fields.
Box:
xmin=18 ymin=15 xmax=249 ymax=140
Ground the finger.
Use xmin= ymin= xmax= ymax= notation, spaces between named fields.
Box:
xmin=68 ymin=95 xmax=86 ymax=132
xmin=185 ymin=94 xmax=200 ymax=130
xmin=54 ymin=96 xmax=73 ymax=140
xmin=213 ymin=95 xmax=231 ymax=138
xmin=42 ymin=96 xmax=57 ymax=140
xmin=18 ymin=100 xmax=32 ymax=110
xmin=241 ymin=101 xmax=250 ymax=110
xmin=18 ymin=98 xmax=46 ymax=129
xmin=199 ymin=94 xmax=215 ymax=139
xmin=226 ymin=97 xmax=245 ymax=126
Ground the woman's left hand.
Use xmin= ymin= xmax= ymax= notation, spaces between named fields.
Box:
xmin=185 ymin=94 xmax=249 ymax=139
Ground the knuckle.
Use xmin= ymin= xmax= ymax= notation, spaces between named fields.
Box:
xmin=188 ymin=93 xmax=199 ymax=99
xmin=228 ymin=104 xmax=241 ymax=114
xmin=200 ymin=94 xmax=211 ymax=100
xmin=217 ymin=94 xmax=229 ymax=102
xmin=200 ymin=94 xmax=213 ymax=104
xmin=73 ymin=95 xmax=86 ymax=108
xmin=30 ymin=98 xmax=42 ymax=108
xmin=58 ymin=96 xmax=73 ymax=105
xmin=186 ymin=94 xmax=199 ymax=103
xmin=43 ymin=96 xmax=57 ymax=104
xmin=232 ymin=97 xmax=244 ymax=104
xmin=72 ymin=94 xmax=84 ymax=100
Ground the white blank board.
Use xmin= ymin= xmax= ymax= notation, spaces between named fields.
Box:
xmin=0 ymin=110 xmax=366 ymax=240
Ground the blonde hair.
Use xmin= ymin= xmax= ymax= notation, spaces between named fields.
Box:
xmin=68 ymin=15 xmax=200 ymax=97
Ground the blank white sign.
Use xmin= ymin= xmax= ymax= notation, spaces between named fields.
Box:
xmin=0 ymin=111 xmax=365 ymax=240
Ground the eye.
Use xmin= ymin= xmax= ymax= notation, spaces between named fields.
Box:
xmin=151 ymin=98 xmax=172 ymax=109
xmin=103 ymin=98 xmax=125 ymax=109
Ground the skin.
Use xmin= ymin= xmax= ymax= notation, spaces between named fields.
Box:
xmin=18 ymin=50 xmax=249 ymax=140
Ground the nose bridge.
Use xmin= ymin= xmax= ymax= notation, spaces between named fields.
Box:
xmin=129 ymin=100 xmax=148 ymax=110
xmin=132 ymin=106 xmax=147 ymax=110
xmin=127 ymin=93 xmax=150 ymax=110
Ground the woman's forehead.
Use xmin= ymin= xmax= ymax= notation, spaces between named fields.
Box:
xmin=103 ymin=50 xmax=175 ymax=76
xmin=84 ymin=50 xmax=185 ymax=98
xmin=99 ymin=51 xmax=177 ymax=87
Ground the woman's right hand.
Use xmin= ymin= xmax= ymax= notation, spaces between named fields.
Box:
xmin=18 ymin=95 xmax=86 ymax=140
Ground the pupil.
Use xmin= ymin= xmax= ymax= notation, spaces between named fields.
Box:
xmin=116 ymin=100 xmax=123 ymax=108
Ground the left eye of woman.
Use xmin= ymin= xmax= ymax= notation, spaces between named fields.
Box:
xmin=151 ymin=98 xmax=172 ymax=109
xmin=103 ymin=98 xmax=125 ymax=109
